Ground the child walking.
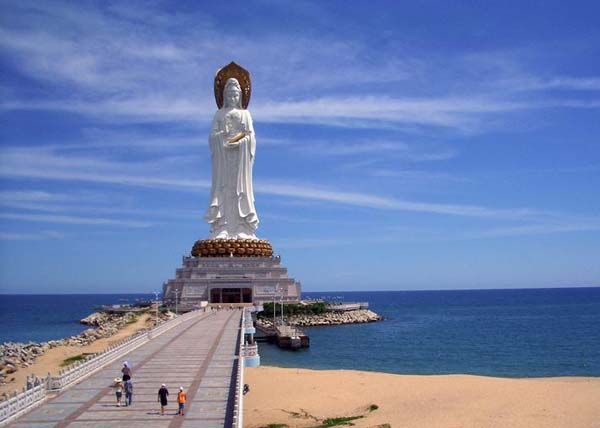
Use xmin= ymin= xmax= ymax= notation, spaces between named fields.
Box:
xmin=115 ymin=379 xmax=123 ymax=407
xmin=177 ymin=387 xmax=187 ymax=416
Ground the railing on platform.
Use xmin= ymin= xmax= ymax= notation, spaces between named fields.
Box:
xmin=242 ymin=343 xmax=259 ymax=357
xmin=0 ymin=380 xmax=46 ymax=427
xmin=326 ymin=302 xmax=369 ymax=311
xmin=48 ymin=309 xmax=203 ymax=391
xmin=0 ymin=309 xmax=208 ymax=427
xmin=231 ymin=308 xmax=247 ymax=428
xmin=243 ymin=315 xmax=254 ymax=329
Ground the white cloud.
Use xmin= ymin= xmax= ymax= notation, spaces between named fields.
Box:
xmin=0 ymin=230 xmax=64 ymax=241
xmin=293 ymin=139 xmax=457 ymax=162
xmin=258 ymin=181 xmax=538 ymax=219
xmin=2 ymin=1 xmax=600 ymax=134
xmin=0 ymin=213 xmax=152 ymax=227
xmin=5 ymin=92 xmax=598 ymax=133
xmin=0 ymin=145 xmax=530 ymax=220
xmin=0 ymin=190 xmax=67 ymax=203
xmin=0 ymin=147 xmax=209 ymax=190
xmin=499 ymin=76 xmax=600 ymax=92
xmin=276 ymin=237 xmax=354 ymax=249
xmin=0 ymin=145 xmax=584 ymax=224
xmin=369 ymin=169 xmax=463 ymax=182
xmin=0 ymin=189 xmax=200 ymax=219
xmin=463 ymin=221 xmax=600 ymax=239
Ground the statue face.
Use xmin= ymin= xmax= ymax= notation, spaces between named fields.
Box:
xmin=224 ymin=89 xmax=240 ymax=108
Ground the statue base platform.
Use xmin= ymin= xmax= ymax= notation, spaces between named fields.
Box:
xmin=191 ymin=239 xmax=273 ymax=257
xmin=162 ymin=253 xmax=301 ymax=308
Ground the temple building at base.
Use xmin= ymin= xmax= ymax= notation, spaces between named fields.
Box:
xmin=162 ymin=254 xmax=301 ymax=308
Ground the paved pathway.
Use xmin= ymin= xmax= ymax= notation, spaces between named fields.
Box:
xmin=8 ymin=310 xmax=242 ymax=428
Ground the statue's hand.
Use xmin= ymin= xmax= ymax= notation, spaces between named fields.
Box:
xmin=225 ymin=140 xmax=240 ymax=148
xmin=228 ymin=132 xmax=246 ymax=144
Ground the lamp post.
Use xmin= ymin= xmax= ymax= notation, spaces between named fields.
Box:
xmin=280 ymin=289 xmax=284 ymax=325
xmin=275 ymin=285 xmax=283 ymax=325
xmin=153 ymin=291 xmax=159 ymax=327
xmin=273 ymin=284 xmax=279 ymax=328
xmin=174 ymin=289 xmax=179 ymax=316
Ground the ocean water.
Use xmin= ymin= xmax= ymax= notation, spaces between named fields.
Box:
xmin=1 ymin=289 xmax=599 ymax=377
xmin=0 ymin=294 xmax=154 ymax=343
xmin=259 ymin=288 xmax=600 ymax=377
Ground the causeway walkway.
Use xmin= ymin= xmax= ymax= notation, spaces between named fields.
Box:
xmin=8 ymin=310 xmax=242 ymax=428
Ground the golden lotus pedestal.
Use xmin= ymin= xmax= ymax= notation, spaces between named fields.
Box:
xmin=191 ymin=238 xmax=273 ymax=258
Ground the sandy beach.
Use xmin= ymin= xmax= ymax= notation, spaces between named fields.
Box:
xmin=0 ymin=313 xmax=152 ymax=397
xmin=244 ymin=366 xmax=600 ymax=428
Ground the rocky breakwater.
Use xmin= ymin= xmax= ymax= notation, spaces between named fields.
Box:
xmin=0 ymin=341 xmax=50 ymax=389
xmin=257 ymin=309 xmax=382 ymax=329
xmin=0 ymin=342 xmax=49 ymax=378
xmin=288 ymin=309 xmax=381 ymax=326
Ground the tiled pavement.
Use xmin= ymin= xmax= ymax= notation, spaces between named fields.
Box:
xmin=8 ymin=310 xmax=242 ymax=428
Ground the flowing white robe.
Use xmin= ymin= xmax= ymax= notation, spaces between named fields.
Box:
xmin=204 ymin=107 xmax=258 ymax=239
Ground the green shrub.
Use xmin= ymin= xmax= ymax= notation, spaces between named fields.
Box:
xmin=60 ymin=353 xmax=93 ymax=367
xmin=320 ymin=416 xmax=363 ymax=427
xmin=259 ymin=302 xmax=328 ymax=318
xmin=125 ymin=315 xmax=138 ymax=324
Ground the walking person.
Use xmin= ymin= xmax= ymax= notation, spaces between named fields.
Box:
xmin=158 ymin=384 xmax=169 ymax=415
xmin=121 ymin=361 xmax=132 ymax=381
xmin=124 ymin=379 xmax=133 ymax=406
xmin=115 ymin=379 xmax=123 ymax=407
xmin=177 ymin=387 xmax=187 ymax=416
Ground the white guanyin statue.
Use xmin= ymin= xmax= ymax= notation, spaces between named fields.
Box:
xmin=205 ymin=69 xmax=259 ymax=240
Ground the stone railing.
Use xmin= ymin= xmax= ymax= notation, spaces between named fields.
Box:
xmin=0 ymin=380 xmax=46 ymax=427
xmin=0 ymin=309 xmax=207 ymax=426
xmin=231 ymin=309 xmax=246 ymax=428
xmin=48 ymin=309 xmax=204 ymax=391
xmin=47 ymin=332 xmax=147 ymax=391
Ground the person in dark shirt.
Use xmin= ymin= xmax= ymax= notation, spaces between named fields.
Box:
xmin=124 ymin=379 xmax=133 ymax=406
xmin=121 ymin=362 xmax=132 ymax=381
xmin=158 ymin=384 xmax=169 ymax=415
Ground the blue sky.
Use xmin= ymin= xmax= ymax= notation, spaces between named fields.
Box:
xmin=1 ymin=0 xmax=599 ymax=293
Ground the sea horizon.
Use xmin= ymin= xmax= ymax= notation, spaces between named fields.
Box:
xmin=1 ymin=288 xmax=599 ymax=378
xmin=1 ymin=285 xmax=599 ymax=295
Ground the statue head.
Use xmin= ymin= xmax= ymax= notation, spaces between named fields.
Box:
xmin=223 ymin=78 xmax=242 ymax=108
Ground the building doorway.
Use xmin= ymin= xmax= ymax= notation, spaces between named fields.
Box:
xmin=210 ymin=287 xmax=253 ymax=304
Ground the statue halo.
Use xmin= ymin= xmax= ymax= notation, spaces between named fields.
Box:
xmin=214 ymin=62 xmax=251 ymax=109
